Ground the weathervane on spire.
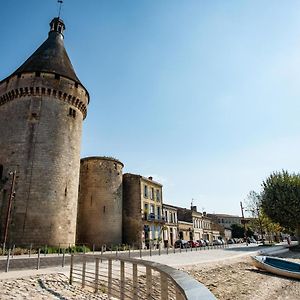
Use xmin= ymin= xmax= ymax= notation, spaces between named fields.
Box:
xmin=57 ymin=0 xmax=63 ymax=18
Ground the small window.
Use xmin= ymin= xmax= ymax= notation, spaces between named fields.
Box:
xmin=55 ymin=74 xmax=60 ymax=80
xmin=17 ymin=73 xmax=21 ymax=78
xmin=150 ymin=187 xmax=154 ymax=200
xmin=75 ymin=82 xmax=79 ymax=88
xmin=31 ymin=112 xmax=38 ymax=119
xmin=0 ymin=165 xmax=3 ymax=180
xmin=156 ymin=189 xmax=160 ymax=201
xmin=150 ymin=204 xmax=155 ymax=214
xmin=68 ymin=107 xmax=76 ymax=118
xmin=35 ymin=71 xmax=41 ymax=77
xmin=144 ymin=185 xmax=148 ymax=198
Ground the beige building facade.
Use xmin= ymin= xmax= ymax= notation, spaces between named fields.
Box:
xmin=178 ymin=221 xmax=193 ymax=241
xmin=207 ymin=214 xmax=242 ymax=230
xmin=202 ymin=215 xmax=220 ymax=242
xmin=177 ymin=206 xmax=220 ymax=242
xmin=123 ymin=174 xmax=164 ymax=248
xmin=163 ymin=204 xmax=178 ymax=247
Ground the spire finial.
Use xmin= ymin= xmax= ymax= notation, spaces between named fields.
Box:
xmin=57 ymin=0 xmax=63 ymax=18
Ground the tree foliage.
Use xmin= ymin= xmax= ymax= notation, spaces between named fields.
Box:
xmin=261 ymin=170 xmax=300 ymax=239
xmin=230 ymin=223 xmax=253 ymax=239
xmin=261 ymin=170 xmax=300 ymax=230
xmin=245 ymin=190 xmax=283 ymax=243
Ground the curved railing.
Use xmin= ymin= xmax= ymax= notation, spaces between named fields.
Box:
xmin=69 ymin=254 xmax=217 ymax=300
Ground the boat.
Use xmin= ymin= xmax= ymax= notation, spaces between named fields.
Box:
xmin=251 ymin=255 xmax=300 ymax=280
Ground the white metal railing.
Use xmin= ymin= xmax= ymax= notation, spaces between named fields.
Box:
xmin=69 ymin=254 xmax=217 ymax=300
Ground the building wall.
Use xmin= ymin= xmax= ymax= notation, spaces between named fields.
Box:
xmin=178 ymin=222 xmax=193 ymax=241
xmin=77 ymin=157 xmax=123 ymax=248
xmin=207 ymin=214 xmax=242 ymax=229
xmin=122 ymin=174 xmax=142 ymax=245
xmin=163 ymin=205 xmax=178 ymax=246
xmin=0 ymin=72 xmax=88 ymax=246
xmin=140 ymin=177 xmax=164 ymax=246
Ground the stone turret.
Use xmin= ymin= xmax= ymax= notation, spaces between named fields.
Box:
xmin=77 ymin=157 xmax=124 ymax=248
xmin=0 ymin=17 xmax=89 ymax=246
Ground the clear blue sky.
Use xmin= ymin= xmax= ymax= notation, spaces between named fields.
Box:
xmin=1 ymin=1 xmax=300 ymax=216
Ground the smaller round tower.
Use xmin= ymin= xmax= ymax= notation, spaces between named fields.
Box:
xmin=77 ymin=157 xmax=123 ymax=248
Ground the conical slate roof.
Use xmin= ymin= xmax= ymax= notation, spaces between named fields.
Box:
xmin=9 ymin=18 xmax=81 ymax=84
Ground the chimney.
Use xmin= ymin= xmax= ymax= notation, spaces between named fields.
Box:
xmin=148 ymin=176 xmax=153 ymax=180
xmin=203 ymin=211 xmax=207 ymax=216
xmin=191 ymin=205 xmax=197 ymax=212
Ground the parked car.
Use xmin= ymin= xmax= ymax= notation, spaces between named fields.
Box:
xmin=204 ymin=239 xmax=211 ymax=246
xmin=197 ymin=239 xmax=206 ymax=247
xmin=227 ymin=239 xmax=235 ymax=244
xmin=188 ymin=240 xmax=200 ymax=248
xmin=174 ymin=240 xmax=190 ymax=248
xmin=212 ymin=239 xmax=223 ymax=245
xmin=247 ymin=237 xmax=257 ymax=244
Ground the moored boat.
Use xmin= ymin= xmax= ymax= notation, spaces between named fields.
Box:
xmin=251 ymin=255 xmax=300 ymax=280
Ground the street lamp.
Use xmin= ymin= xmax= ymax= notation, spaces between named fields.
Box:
xmin=240 ymin=201 xmax=248 ymax=246
xmin=3 ymin=170 xmax=17 ymax=248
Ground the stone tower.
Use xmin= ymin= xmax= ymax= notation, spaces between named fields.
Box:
xmin=77 ymin=157 xmax=123 ymax=248
xmin=0 ymin=17 xmax=89 ymax=246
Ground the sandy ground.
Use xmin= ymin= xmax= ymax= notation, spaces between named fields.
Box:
xmin=0 ymin=273 xmax=110 ymax=300
xmin=183 ymin=250 xmax=300 ymax=300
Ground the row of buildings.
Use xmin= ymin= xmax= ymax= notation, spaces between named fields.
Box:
xmin=0 ymin=16 xmax=243 ymax=248
xmin=77 ymin=158 xmax=240 ymax=249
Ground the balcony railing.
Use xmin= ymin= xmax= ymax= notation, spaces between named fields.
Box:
xmin=143 ymin=213 xmax=165 ymax=222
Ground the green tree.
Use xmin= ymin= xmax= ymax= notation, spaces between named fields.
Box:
xmin=231 ymin=223 xmax=245 ymax=238
xmin=261 ymin=170 xmax=300 ymax=242
xmin=230 ymin=223 xmax=254 ymax=239
xmin=245 ymin=191 xmax=264 ymax=239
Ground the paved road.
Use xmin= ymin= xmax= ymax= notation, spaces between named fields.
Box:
xmin=0 ymin=243 xmax=289 ymax=274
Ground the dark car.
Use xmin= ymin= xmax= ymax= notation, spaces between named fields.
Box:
xmin=204 ymin=239 xmax=211 ymax=246
xmin=174 ymin=240 xmax=189 ymax=248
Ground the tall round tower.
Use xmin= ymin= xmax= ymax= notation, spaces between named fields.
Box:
xmin=0 ymin=17 xmax=89 ymax=246
xmin=77 ymin=157 xmax=123 ymax=248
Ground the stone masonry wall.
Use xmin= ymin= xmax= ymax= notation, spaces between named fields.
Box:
xmin=0 ymin=72 xmax=88 ymax=246
xmin=122 ymin=174 xmax=143 ymax=245
xmin=77 ymin=157 xmax=123 ymax=248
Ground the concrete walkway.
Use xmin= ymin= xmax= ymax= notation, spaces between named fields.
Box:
xmin=144 ymin=244 xmax=289 ymax=267
xmin=0 ymin=243 xmax=290 ymax=280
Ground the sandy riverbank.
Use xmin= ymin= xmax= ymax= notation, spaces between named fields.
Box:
xmin=183 ymin=250 xmax=300 ymax=300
